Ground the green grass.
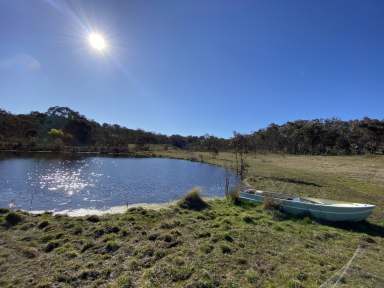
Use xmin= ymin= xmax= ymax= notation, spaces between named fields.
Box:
xmin=0 ymin=152 xmax=384 ymax=287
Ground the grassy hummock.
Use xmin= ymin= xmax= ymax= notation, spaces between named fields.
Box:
xmin=178 ymin=187 xmax=209 ymax=211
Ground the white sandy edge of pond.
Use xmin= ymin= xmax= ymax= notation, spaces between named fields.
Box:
xmin=27 ymin=197 xmax=222 ymax=217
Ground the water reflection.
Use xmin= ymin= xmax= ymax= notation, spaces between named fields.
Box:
xmin=0 ymin=153 xmax=239 ymax=212
xmin=38 ymin=162 xmax=93 ymax=195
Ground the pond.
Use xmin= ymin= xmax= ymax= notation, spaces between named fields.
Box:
xmin=0 ymin=153 xmax=239 ymax=213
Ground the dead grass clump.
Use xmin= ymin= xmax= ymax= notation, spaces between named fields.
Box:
xmin=21 ymin=247 xmax=39 ymax=259
xmin=263 ymin=197 xmax=280 ymax=211
xmin=225 ymin=186 xmax=241 ymax=204
xmin=178 ymin=187 xmax=208 ymax=211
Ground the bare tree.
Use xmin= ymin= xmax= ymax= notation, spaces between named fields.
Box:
xmin=232 ymin=131 xmax=248 ymax=180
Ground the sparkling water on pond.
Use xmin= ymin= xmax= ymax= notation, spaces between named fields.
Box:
xmin=0 ymin=153 xmax=239 ymax=212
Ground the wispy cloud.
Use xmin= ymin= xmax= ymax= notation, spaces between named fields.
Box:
xmin=0 ymin=53 xmax=41 ymax=72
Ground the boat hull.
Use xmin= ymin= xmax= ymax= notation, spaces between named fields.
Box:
xmin=239 ymin=192 xmax=375 ymax=222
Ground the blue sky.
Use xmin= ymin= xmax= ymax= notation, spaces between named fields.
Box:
xmin=0 ymin=0 xmax=383 ymax=137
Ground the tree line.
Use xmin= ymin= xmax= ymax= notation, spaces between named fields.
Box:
xmin=0 ymin=106 xmax=229 ymax=152
xmin=0 ymin=106 xmax=383 ymax=155
xmin=246 ymin=119 xmax=384 ymax=155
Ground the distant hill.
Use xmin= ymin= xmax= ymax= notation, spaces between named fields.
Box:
xmin=0 ymin=106 xmax=383 ymax=155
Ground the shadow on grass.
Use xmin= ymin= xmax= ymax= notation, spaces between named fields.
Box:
xmin=252 ymin=176 xmax=322 ymax=187
xmin=264 ymin=176 xmax=322 ymax=187
xmin=279 ymin=211 xmax=384 ymax=238
xmin=317 ymin=220 xmax=384 ymax=238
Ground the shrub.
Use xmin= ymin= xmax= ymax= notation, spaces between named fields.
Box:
xmin=48 ymin=128 xmax=64 ymax=138
xmin=178 ymin=187 xmax=208 ymax=211
xmin=5 ymin=212 xmax=23 ymax=226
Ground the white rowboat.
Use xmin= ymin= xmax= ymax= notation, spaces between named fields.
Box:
xmin=239 ymin=189 xmax=375 ymax=222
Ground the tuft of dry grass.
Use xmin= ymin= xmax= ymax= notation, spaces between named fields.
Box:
xmin=262 ymin=197 xmax=281 ymax=211
xmin=178 ymin=187 xmax=208 ymax=211
xmin=225 ymin=186 xmax=241 ymax=204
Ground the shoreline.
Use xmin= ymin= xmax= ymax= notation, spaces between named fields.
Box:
xmin=25 ymin=197 xmax=222 ymax=217
xmin=27 ymin=202 xmax=174 ymax=217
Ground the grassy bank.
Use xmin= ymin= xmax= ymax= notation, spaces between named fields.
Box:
xmin=1 ymin=152 xmax=384 ymax=287
xmin=152 ymin=151 xmax=384 ymax=221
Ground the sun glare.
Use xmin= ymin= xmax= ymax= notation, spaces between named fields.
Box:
xmin=88 ymin=32 xmax=107 ymax=52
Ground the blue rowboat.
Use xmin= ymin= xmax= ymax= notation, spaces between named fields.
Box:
xmin=239 ymin=189 xmax=375 ymax=222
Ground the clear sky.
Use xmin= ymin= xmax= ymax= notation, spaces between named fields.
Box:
xmin=0 ymin=0 xmax=383 ymax=137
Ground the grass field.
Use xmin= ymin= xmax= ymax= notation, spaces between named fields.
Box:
xmin=0 ymin=151 xmax=383 ymax=287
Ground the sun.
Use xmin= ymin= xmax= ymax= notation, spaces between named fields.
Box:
xmin=88 ymin=32 xmax=107 ymax=52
